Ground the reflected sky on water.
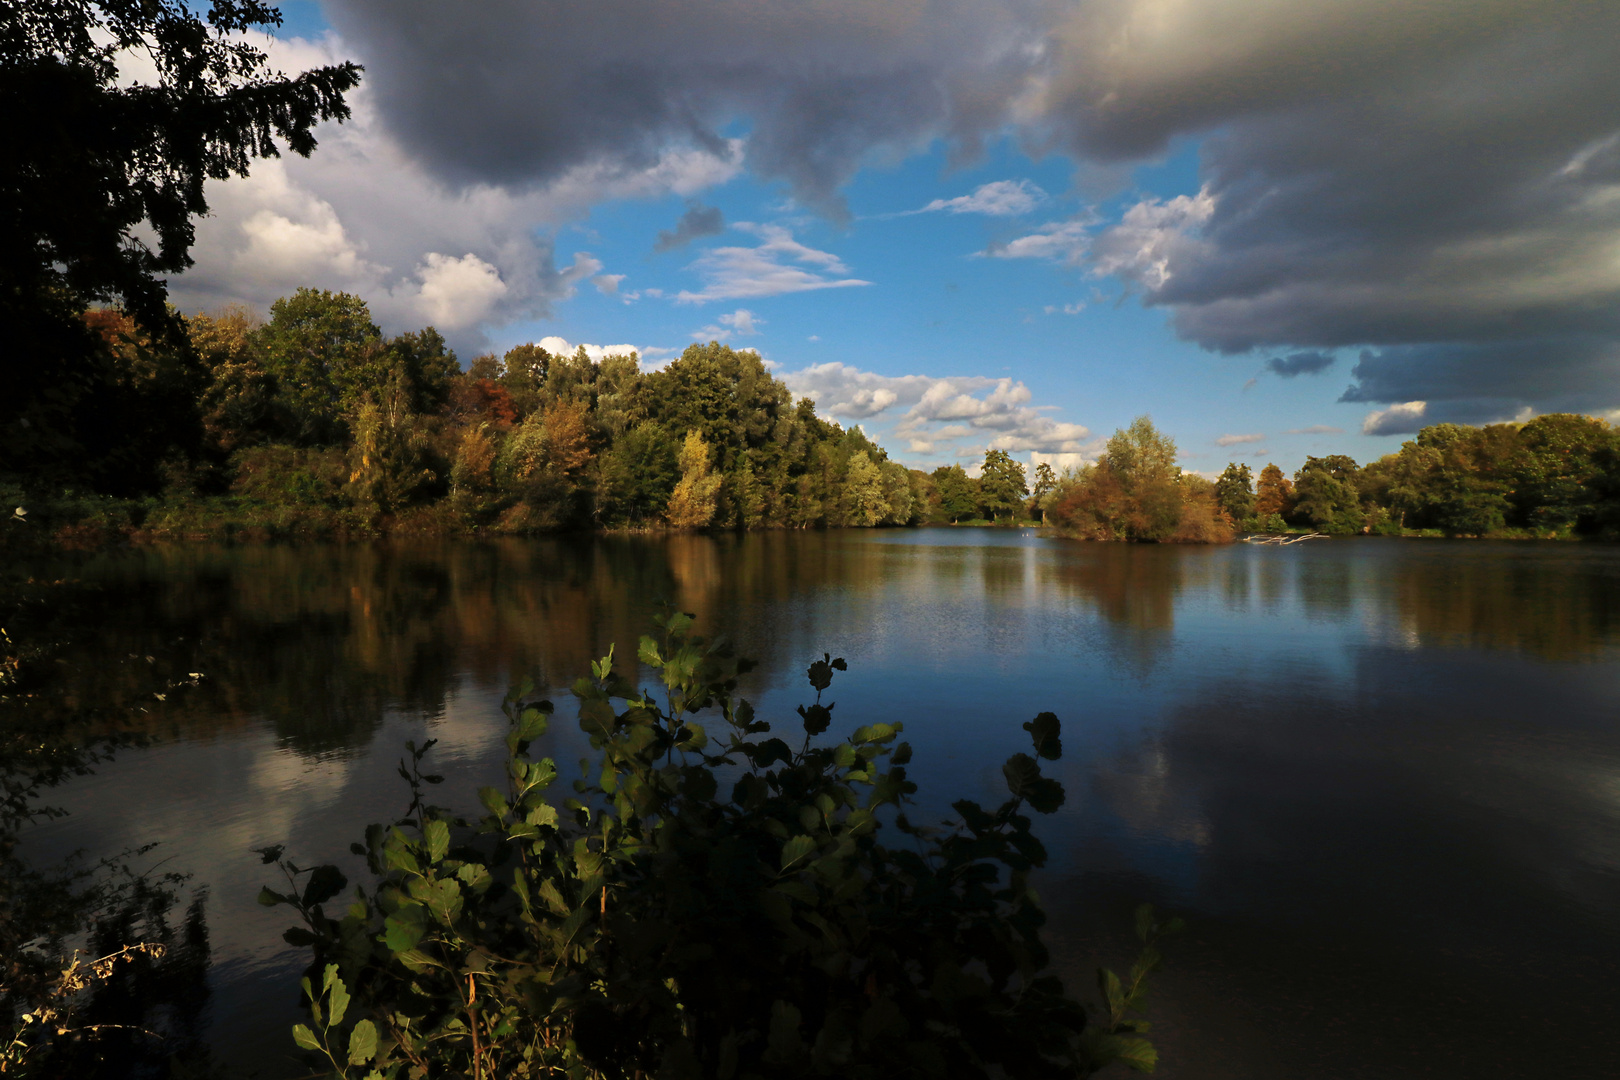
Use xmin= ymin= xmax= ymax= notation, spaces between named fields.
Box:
xmin=15 ymin=531 xmax=1620 ymax=1078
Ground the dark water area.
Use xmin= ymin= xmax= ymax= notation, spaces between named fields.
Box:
xmin=12 ymin=529 xmax=1620 ymax=1078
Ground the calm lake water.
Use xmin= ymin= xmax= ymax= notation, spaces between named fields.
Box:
xmin=18 ymin=529 xmax=1620 ymax=1078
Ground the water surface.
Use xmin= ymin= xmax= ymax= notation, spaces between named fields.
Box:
xmin=19 ymin=530 xmax=1620 ymax=1078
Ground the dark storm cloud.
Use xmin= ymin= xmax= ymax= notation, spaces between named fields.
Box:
xmin=1341 ymin=340 xmax=1620 ymax=424
xmin=653 ymin=202 xmax=724 ymax=253
xmin=1266 ymin=351 xmax=1335 ymax=378
xmin=1050 ymin=1 xmax=1620 ymax=418
xmin=317 ymin=1 xmax=1620 ymax=414
xmin=320 ymin=0 xmax=1048 ymax=219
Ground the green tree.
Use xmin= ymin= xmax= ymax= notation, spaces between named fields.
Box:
xmin=598 ymin=422 xmax=679 ymax=525
xmin=843 ymin=451 xmax=888 ymax=526
xmin=1292 ymin=455 xmax=1365 ymax=534
xmin=931 ymin=464 xmax=979 ymax=522
xmin=259 ymin=289 xmax=384 ymax=444
xmin=1029 ymin=461 xmax=1058 ymax=521
xmin=979 ymin=449 xmax=1029 ymax=521
xmin=1214 ymin=463 xmax=1255 ymax=523
xmin=2 ymin=0 xmax=359 ymax=489
xmin=1509 ymin=413 xmax=1614 ymax=532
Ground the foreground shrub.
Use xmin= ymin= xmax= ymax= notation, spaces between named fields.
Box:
xmin=263 ymin=613 xmax=1177 ymax=1079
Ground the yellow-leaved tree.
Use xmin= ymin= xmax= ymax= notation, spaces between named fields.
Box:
xmin=665 ymin=430 xmax=722 ymax=529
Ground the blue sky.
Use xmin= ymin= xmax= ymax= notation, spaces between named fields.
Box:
xmin=169 ymin=1 xmax=1620 ymax=477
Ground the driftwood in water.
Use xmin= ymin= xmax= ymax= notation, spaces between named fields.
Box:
xmin=1243 ymin=532 xmax=1328 ymax=545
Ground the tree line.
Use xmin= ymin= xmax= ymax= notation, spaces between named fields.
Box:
xmin=1205 ymin=413 xmax=1620 ymax=538
xmin=1030 ymin=411 xmax=1620 ymax=543
xmin=24 ymin=288 xmax=965 ymax=534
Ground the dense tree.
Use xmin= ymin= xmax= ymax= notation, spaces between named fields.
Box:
xmin=1509 ymin=413 xmax=1611 ymax=532
xmin=1047 ymin=417 xmax=1232 ymax=543
xmin=979 ymin=450 xmax=1029 ymax=521
xmin=1291 ymin=455 xmax=1366 ymax=534
xmin=1214 ymin=462 xmax=1255 ymax=523
xmin=3 ymin=0 xmax=360 ymax=491
xmin=931 ymin=464 xmax=979 ymax=522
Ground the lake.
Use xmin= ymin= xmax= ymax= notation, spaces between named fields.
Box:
xmin=16 ymin=529 xmax=1620 ymax=1078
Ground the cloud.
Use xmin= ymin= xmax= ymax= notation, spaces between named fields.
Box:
xmin=694 ymin=308 xmax=764 ymax=340
xmin=1044 ymin=302 xmax=1086 ymax=316
xmin=531 ymin=336 xmax=643 ymax=363
xmin=1361 ymin=401 xmax=1428 ymax=437
xmin=1266 ymin=351 xmax=1336 ymax=378
xmin=593 ymin=274 xmax=626 ymax=295
xmin=321 ymin=0 xmax=1052 ymax=219
xmin=984 ymin=217 xmax=1094 ymax=265
xmin=166 ymin=33 xmax=741 ymax=350
xmin=1284 ymin=425 xmax=1343 ymax=435
xmin=1026 ymin=3 xmax=1620 ymax=417
xmin=171 ymin=2 xmax=1620 ymax=414
xmin=1087 ymin=189 xmax=1215 ymax=290
xmin=675 ymin=223 xmax=870 ymax=302
xmin=654 ymin=202 xmax=725 ymax=252
xmin=1214 ymin=433 xmax=1263 ymax=447
xmin=780 ymin=361 xmax=1094 ymax=465
xmin=911 ymin=179 xmax=1045 ymax=216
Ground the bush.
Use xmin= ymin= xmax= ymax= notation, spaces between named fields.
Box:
xmin=262 ymin=614 xmax=1178 ymax=1079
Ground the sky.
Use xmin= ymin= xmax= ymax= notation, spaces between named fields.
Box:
xmin=164 ymin=0 xmax=1620 ymax=477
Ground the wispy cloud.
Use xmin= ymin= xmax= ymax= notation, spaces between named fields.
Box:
xmin=904 ymin=179 xmax=1046 ymax=217
xmin=1285 ymin=424 xmax=1344 ymax=435
xmin=694 ymin=308 xmax=764 ymax=340
xmin=983 ymin=216 xmax=1095 ymax=266
xmin=675 ymin=223 xmax=870 ymax=303
xmin=1215 ymin=433 xmax=1264 ymax=446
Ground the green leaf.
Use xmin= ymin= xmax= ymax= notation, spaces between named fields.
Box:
xmin=257 ymin=886 xmax=286 ymax=907
xmin=348 ymin=1019 xmax=378 ymax=1065
xmin=780 ymin=834 xmax=817 ymax=871
xmin=526 ymin=803 xmax=559 ymax=829
xmin=292 ymin=1024 xmax=320 ymax=1052
xmin=425 ymin=819 xmax=450 ymax=864
xmin=1114 ymin=1035 xmax=1159 ymax=1072
xmin=327 ymin=972 xmax=350 ymax=1026
xmin=638 ymin=635 xmax=663 ymax=666
xmin=383 ymin=902 xmax=427 ymax=952
xmin=478 ymin=785 xmax=509 ymax=819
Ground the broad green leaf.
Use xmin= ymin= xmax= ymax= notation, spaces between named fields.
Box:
xmin=257 ymin=886 xmax=286 ymax=907
xmin=327 ymin=972 xmax=350 ymax=1026
xmin=478 ymin=785 xmax=508 ymax=820
xmin=780 ymin=834 xmax=817 ymax=871
xmin=425 ymin=819 xmax=449 ymax=864
xmin=292 ymin=1024 xmax=320 ymax=1052
xmin=526 ymin=803 xmax=559 ymax=829
xmin=347 ymin=1019 xmax=378 ymax=1065
xmin=383 ymin=903 xmax=427 ymax=952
